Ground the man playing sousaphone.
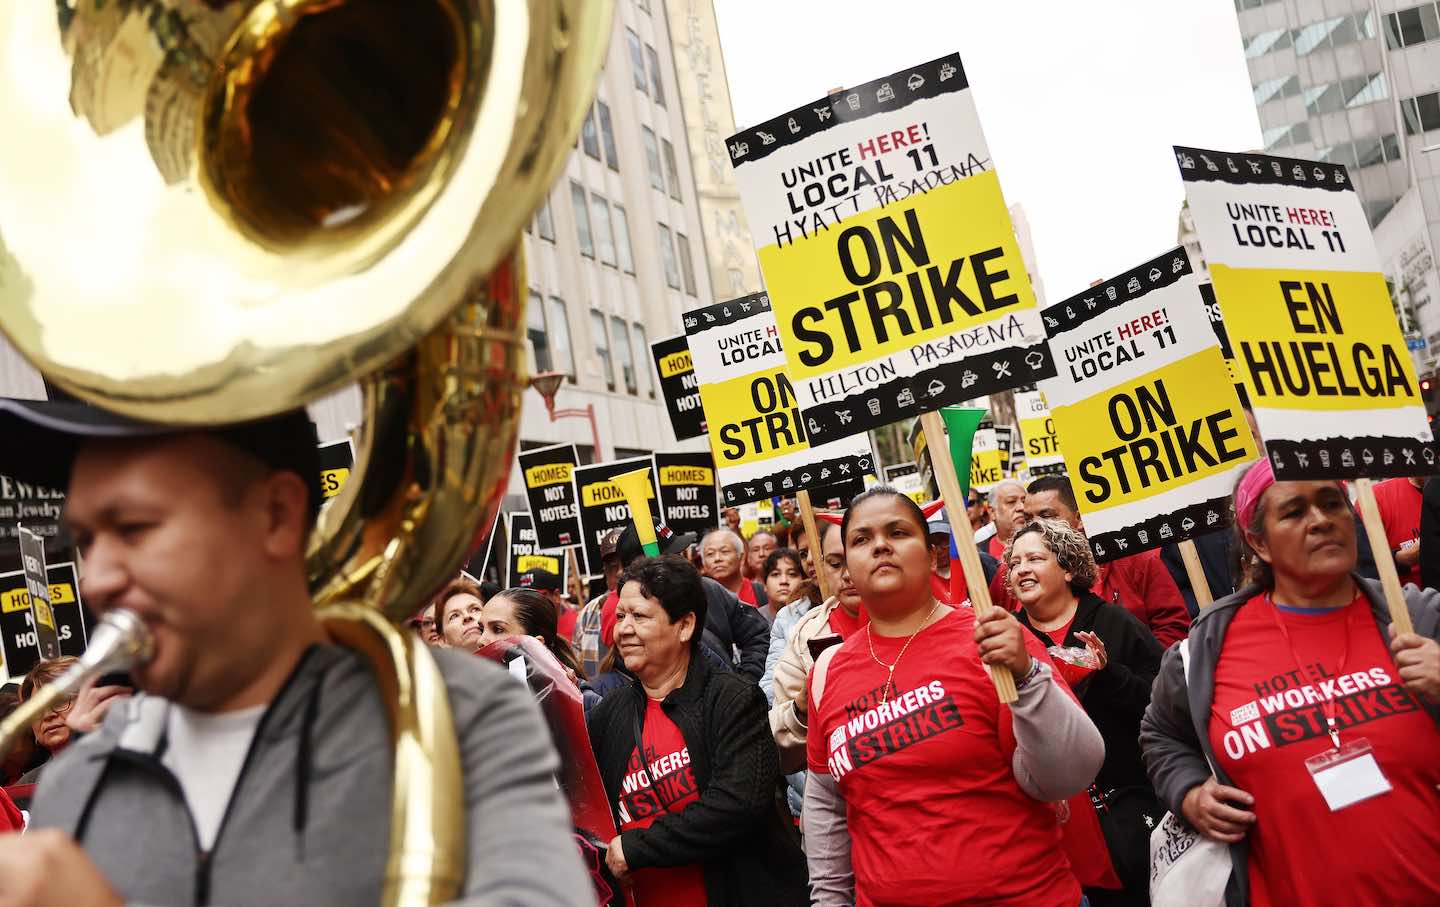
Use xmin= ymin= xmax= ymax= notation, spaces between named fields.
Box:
xmin=0 ymin=402 xmax=592 ymax=907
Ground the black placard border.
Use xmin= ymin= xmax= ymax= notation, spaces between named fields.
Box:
xmin=720 ymin=452 xmax=873 ymax=506
xmin=1175 ymin=145 xmax=1352 ymax=194
xmin=1088 ymin=496 xmax=1234 ymax=564
xmin=800 ymin=340 xmax=1057 ymax=445
xmin=1043 ymin=247 xmax=1193 ymax=338
xmin=683 ymin=293 xmax=771 ymax=337
xmin=1265 ymin=436 xmax=1439 ymax=480
xmin=727 ymin=53 xmax=969 ymax=166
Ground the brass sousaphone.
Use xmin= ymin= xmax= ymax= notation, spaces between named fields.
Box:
xmin=0 ymin=1 xmax=612 ymax=903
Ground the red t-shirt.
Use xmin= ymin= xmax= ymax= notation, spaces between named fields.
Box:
xmin=616 ymin=699 xmax=707 ymax=907
xmin=1209 ymin=593 xmax=1440 ymax=907
xmin=557 ymin=606 xmax=577 ymax=642
xmin=737 ymin=580 xmax=760 ymax=607
xmin=826 ymin=602 xmax=866 ymax=640
xmin=986 ymin=534 xmax=1005 ymax=562
xmin=1373 ymin=477 xmax=1424 ymax=586
xmin=808 ymin=608 xmax=1080 ymax=907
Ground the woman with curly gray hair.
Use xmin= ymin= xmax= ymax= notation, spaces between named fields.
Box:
xmin=1007 ymin=517 xmax=1165 ymax=907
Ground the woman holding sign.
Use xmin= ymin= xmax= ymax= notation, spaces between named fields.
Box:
xmin=1142 ymin=460 xmax=1440 ymax=907
xmin=804 ymin=487 xmax=1103 ymax=907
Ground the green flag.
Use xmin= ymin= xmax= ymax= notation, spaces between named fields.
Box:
xmin=938 ymin=406 xmax=987 ymax=500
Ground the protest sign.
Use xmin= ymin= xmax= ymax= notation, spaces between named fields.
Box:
xmin=1177 ymin=146 xmax=1434 ymax=477
xmin=1198 ymin=283 xmax=1242 ymax=393
xmin=18 ymin=526 xmax=59 ymax=660
xmin=506 ymin=512 xmax=564 ymax=588
xmin=969 ymin=417 xmax=1003 ymax=494
xmin=0 ymin=472 xmax=68 ymax=574
xmin=653 ymin=451 xmax=720 ymax=537
xmin=1014 ymin=390 xmax=1064 ymax=477
xmin=0 ymin=560 xmax=86 ymax=678
xmin=884 ymin=461 xmax=917 ymax=483
xmin=1037 ymin=247 xmax=1258 ymax=561
xmin=994 ymin=425 xmax=1013 ymax=477
xmin=573 ymin=458 xmax=659 ymax=576
xmin=651 ymin=335 xmax=707 ymax=441
xmin=464 ymin=509 xmax=504 ymax=587
xmin=728 ymin=53 xmax=1055 ymax=445
xmin=318 ymin=439 xmax=355 ymax=501
xmin=518 ymin=444 xmax=582 ymax=551
xmin=685 ymin=293 xmax=874 ymax=505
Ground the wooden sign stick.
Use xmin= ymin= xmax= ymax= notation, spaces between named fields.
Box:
xmin=1177 ymin=538 xmax=1214 ymax=610
xmin=796 ymin=489 xmax=832 ymax=601
xmin=919 ymin=410 xmax=1019 ymax=703
xmin=1354 ymin=477 xmax=1413 ymax=635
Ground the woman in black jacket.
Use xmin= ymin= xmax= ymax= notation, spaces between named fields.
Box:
xmin=588 ymin=555 xmax=806 ymax=907
xmin=1008 ymin=517 xmax=1164 ymax=906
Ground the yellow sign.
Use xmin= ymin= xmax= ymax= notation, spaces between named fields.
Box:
xmin=658 ymin=349 xmax=693 ymax=378
xmin=580 ymin=479 xmax=655 ymax=508
xmin=659 ymin=464 xmax=714 ymax=486
xmin=321 ymin=468 xmax=349 ymax=499
xmin=524 ymin=462 xmax=574 ymax=487
xmin=1209 ymin=266 xmax=1420 ymax=413
xmin=516 ymin=554 xmax=561 ymax=574
xmin=700 ymin=368 xmax=810 ymax=468
xmin=1 ymin=582 xmax=76 ymax=614
xmin=970 ymin=448 xmax=1004 ymax=493
xmin=759 ymin=172 xmax=1036 ymax=377
xmin=1054 ymin=348 xmax=1256 ymax=509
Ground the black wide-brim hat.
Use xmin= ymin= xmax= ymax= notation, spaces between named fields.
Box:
xmin=0 ymin=398 xmax=322 ymax=520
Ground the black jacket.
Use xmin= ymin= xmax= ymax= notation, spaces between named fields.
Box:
xmin=700 ymin=576 xmax=771 ymax=681
xmin=588 ymin=653 xmax=807 ymax=907
xmin=1422 ymin=477 xmax=1440 ymax=591
xmin=1019 ymin=591 xmax=1163 ymax=794
xmin=1141 ymin=578 xmax=1440 ymax=907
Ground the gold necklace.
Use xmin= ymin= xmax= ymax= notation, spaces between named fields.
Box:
xmin=865 ymin=598 xmax=944 ymax=704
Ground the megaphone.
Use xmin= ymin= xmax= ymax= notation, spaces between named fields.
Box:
xmin=611 ymin=468 xmax=660 ymax=557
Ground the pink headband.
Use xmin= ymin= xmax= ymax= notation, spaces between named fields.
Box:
xmin=1234 ymin=458 xmax=1275 ymax=530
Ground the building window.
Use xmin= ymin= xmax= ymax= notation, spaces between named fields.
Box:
xmin=1304 ymin=72 xmax=1387 ymax=117
xmin=596 ymin=100 xmax=619 ymax=170
xmin=548 ymin=296 xmax=575 ymax=380
xmin=645 ymin=45 xmax=665 ymax=108
xmin=1234 ymin=0 xmax=1279 ymax=9
xmin=1253 ymin=75 xmax=1300 ymax=106
xmin=1262 ymin=121 xmax=1311 ymax=150
xmin=580 ymin=105 xmax=601 ymax=160
xmin=1364 ymin=195 xmax=1399 ymax=227
xmin=676 ymin=232 xmax=698 ymax=296
xmin=527 ymin=290 xmax=552 ymax=373
xmin=590 ymin=309 xmax=614 ymax=391
xmin=626 ymin=29 xmax=647 ymax=94
xmin=613 ymin=205 xmax=636 ymax=274
xmin=570 ymin=181 xmax=594 ymax=257
xmin=591 ymin=193 xmax=617 ymax=267
xmin=635 ymin=0 xmax=650 ymax=14
xmin=657 ymin=223 xmax=681 ymax=290
xmin=534 ymin=195 xmax=555 ymax=241
xmin=1318 ymin=133 xmax=1403 ymax=171
xmin=632 ymin=322 xmax=654 ymax=398
xmin=1402 ymin=91 xmax=1440 ymax=134
xmin=641 ymin=127 xmax=665 ymax=192
xmin=611 ymin=317 xmax=638 ymax=395
xmin=1294 ymin=11 xmax=1376 ymax=55
xmin=662 ymin=138 xmax=683 ymax=201
xmin=1243 ymin=27 xmax=1292 ymax=58
xmin=1385 ymin=3 xmax=1440 ymax=49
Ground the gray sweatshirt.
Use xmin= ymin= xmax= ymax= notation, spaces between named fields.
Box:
xmin=29 ymin=644 xmax=592 ymax=907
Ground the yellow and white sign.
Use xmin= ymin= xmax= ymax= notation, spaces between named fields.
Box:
xmin=1038 ymin=247 xmax=1257 ymax=561
xmin=685 ymin=293 xmax=874 ymax=505
xmin=729 ymin=52 xmax=1054 ymax=446
xmin=1177 ymin=146 xmax=1434 ymax=477
xmin=1015 ymin=391 xmax=1064 ymax=476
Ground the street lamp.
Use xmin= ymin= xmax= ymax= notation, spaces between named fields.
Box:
xmin=529 ymin=371 xmax=604 ymax=459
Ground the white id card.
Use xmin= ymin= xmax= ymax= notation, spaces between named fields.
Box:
xmin=1305 ymin=739 xmax=1392 ymax=811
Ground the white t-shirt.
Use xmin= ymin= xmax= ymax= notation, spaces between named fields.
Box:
xmin=161 ymin=703 xmax=266 ymax=851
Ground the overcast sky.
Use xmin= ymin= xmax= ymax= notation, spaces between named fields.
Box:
xmin=713 ymin=0 xmax=1263 ymax=303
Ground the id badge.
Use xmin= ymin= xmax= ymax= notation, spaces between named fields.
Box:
xmin=1305 ymin=739 xmax=1392 ymax=811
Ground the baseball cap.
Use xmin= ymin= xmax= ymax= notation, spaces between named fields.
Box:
xmin=0 ymin=398 xmax=323 ymax=522
xmin=518 ymin=568 xmax=562 ymax=592
xmin=615 ymin=522 xmax=697 ymax=567
xmin=598 ymin=528 xmax=625 ymax=560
